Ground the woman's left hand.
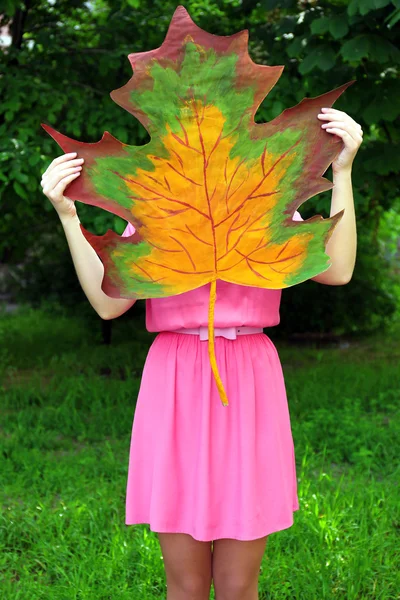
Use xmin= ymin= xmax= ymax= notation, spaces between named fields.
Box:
xmin=317 ymin=107 xmax=363 ymax=173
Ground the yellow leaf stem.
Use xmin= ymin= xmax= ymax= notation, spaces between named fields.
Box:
xmin=208 ymin=278 xmax=229 ymax=406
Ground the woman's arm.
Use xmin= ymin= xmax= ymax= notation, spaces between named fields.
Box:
xmin=297 ymin=107 xmax=362 ymax=286
xmin=310 ymin=167 xmax=357 ymax=285
xmin=294 ymin=166 xmax=357 ymax=286
xmin=60 ymin=212 xmax=137 ymax=319
xmin=41 ymin=152 xmax=137 ymax=319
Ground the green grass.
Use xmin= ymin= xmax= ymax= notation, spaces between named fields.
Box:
xmin=1 ymin=305 xmax=400 ymax=599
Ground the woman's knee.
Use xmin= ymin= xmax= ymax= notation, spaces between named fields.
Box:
xmin=213 ymin=573 xmax=259 ymax=600
xmin=170 ymin=572 xmax=212 ymax=598
xmin=157 ymin=532 xmax=212 ymax=599
xmin=212 ymin=535 xmax=267 ymax=600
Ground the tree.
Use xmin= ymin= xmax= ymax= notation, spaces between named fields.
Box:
xmin=1 ymin=0 xmax=399 ymax=334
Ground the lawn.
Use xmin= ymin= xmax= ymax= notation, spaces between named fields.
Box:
xmin=1 ymin=305 xmax=399 ymax=599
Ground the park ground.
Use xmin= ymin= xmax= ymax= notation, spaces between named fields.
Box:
xmin=1 ymin=307 xmax=399 ymax=599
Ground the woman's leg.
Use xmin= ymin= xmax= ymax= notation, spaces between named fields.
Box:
xmin=212 ymin=535 xmax=268 ymax=600
xmin=158 ymin=532 xmax=213 ymax=600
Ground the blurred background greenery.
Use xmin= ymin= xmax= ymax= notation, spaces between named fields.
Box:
xmin=1 ymin=1 xmax=400 ymax=599
xmin=1 ymin=0 xmax=399 ymax=337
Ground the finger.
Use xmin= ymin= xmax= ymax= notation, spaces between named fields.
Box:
xmin=320 ymin=108 xmax=350 ymax=118
xmin=43 ymin=173 xmax=80 ymax=201
xmin=44 ymin=156 xmax=84 ymax=178
xmin=324 ymin=127 xmax=361 ymax=144
xmin=318 ymin=112 xmax=354 ymax=125
xmin=321 ymin=120 xmax=359 ymax=134
xmin=320 ymin=108 xmax=345 ymax=116
xmin=41 ymin=165 xmax=82 ymax=188
xmin=324 ymin=127 xmax=347 ymax=139
xmin=320 ymin=120 xmax=347 ymax=128
xmin=42 ymin=169 xmax=81 ymax=195
xmin=321 ymin=121 xmax=361 ymax=139
xmin=53 ymin=152 xmax=78 ymax=164
xmin=318 ymin=111 xmax=360 ymax=129
xmin=42 ymin=162 xmax=83 ymax=180
xmin=47 ymin=172 xmax=81 ymax=200
xmin=43 ymin=151 xmax=76 ymax=171
xmin=43 ymin=152 xmax=81 ymax=178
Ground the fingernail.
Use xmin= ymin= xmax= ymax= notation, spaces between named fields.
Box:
xmin=69 ymin=152 xmax=77 ymax=156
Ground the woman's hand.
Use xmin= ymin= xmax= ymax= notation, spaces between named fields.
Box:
xmin=40 ymin=152 xmax=84 ymax=220
xmin=317 ymin=108 xmax=363 ymax=174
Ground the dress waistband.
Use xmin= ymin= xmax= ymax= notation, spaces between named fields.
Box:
xmin=168 ymin=325 xmax=264 ymax=341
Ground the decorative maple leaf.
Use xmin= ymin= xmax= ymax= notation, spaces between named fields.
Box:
xmin=41 ymin=5 xmax=355 ymax=406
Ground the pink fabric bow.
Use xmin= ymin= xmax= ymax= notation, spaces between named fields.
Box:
xmin=199 ymin=325 xmax=237 ymax=341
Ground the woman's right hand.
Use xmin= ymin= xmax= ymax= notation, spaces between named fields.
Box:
xmin=40 ymin=152 xmax=84 ymax=221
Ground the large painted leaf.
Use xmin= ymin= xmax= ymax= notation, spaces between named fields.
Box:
xmin=41 ymin=5 xmax=354 ymax=405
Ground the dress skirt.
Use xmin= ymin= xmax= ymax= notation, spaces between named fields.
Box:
xmin=125 ymin=331 xmax=299 ymax=542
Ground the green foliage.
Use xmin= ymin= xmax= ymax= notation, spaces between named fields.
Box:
xmin=279 ymin=225 xmax=400 ymax=336
xmin=0 ymin=0 xmax=399 ymax=333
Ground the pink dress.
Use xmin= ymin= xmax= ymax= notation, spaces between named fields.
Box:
xmin=121 ymin=211 xmax=303 ymax=542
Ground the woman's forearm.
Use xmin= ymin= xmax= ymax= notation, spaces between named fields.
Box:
xmin=325 ymin=167 xmax=357 ymax=283
xmin=312 ymin=106 xmax=362 ymax=286
xmin=60 ymin=213 xmax=136 ymax=319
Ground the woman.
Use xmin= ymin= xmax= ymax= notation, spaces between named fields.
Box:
xmin=41 ymin=107 xmax=361 ymax=600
